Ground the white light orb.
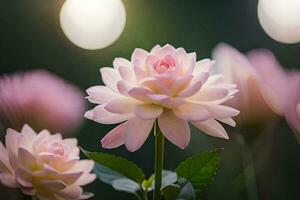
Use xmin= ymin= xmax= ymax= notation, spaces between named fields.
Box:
xmin=258 ymin=0 xmax=300 ymax=44
xmin=60 ymin=0 xmax=126 ymax=50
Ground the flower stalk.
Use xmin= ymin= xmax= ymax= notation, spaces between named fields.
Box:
xmin=153 ymin=121 xmax=164 ymax=200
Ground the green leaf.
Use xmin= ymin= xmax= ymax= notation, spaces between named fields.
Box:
xmin=142 ymin=175 xmax=154 ymax=191
xmin=162 ymin=170 xmax=178 ymax=188
xmin=177 ymin=179 xmax=196 ymax=200
xmin=94 ymin=163 xmax=124 ymax=185
xmin=82 ymin=148 xmax=145 ymax=184
xmin=112 ymin=178 xmax=140 ymax=194
xmin=175 ymin=149 xmax=222 ymax=199
xmin=161 ymin=184 xmax=181 ymax=200
xmin=94 ymin=164 xmax=141 ymax=194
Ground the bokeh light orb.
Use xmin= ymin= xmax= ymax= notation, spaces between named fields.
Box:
xmin=258 ymin=0 xmax=300 ymax=44
xmin=60 ymin=0 xmax=126 ymax=50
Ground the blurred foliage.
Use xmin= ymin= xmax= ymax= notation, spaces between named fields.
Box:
xmin=0 ymin=0 xmax=299 ymax=199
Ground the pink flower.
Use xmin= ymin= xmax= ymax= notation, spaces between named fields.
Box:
xmin=213 ymin=43 xmax=300 ymax=134
xmin=85 ymin=44 xmax=239 ymax=152
xmin=0 ymin=70 xmax=85 ymax=135
xmin=212 ymin=44 xmax=278 ymax=128
xmin=0 ymin=124 xmax=96 ymax=200
xmin=247 ymin=50 xmax=300 ymax=134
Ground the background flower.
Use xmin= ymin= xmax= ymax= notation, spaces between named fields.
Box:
xmin=247 ymin=50 xmax=300 ymax=135
xmin=85 ymin=44 xmax=239 ymax=152
xmin=213 ymin=44 xmax=300 ymax=135
xmin=0 ymin=70 xmax=85 ymax=136
xmin=0 ymin=124 xmax=96 ymax=200
xmin=213 ymin=44 xmax=277 ymax=131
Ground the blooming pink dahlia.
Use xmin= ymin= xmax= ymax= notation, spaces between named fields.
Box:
xmin=0 ymin=124 xmax=96 ymax=200
xmin=85 ymin=44 xmax=239 ymax=152
xmin=0 ymin=70 xmax=85 ymax=135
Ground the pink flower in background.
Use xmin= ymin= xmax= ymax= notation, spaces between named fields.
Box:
xmin=0 ymin=124 xmax=96 ymax=200
xmin=212 ymin=44 xmax=278 ymax=128
xmin=85 ymin=44 xmax=239 ymax=152
xmin=247 ymin=50 xmax=300 ymax=134
xmin=213 ymin=43 xmax=300 ymax=134
xmin=0 ymin=70 xmax=85 ymax=135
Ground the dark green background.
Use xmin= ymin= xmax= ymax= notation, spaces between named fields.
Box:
xmin=0 ymin=0 xmax=299 ymax=199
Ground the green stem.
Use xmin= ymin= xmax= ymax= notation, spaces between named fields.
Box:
xmin=237 ymin=134 xmax=259 ymax=200
xmin=153 ymin=121 xmax=164 ymax=200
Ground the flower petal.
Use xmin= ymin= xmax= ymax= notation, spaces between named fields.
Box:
xmin=192 ymin=118 xmax=229 ymax=139
xmin=101 ymin=122 xmax=127 ymax=149
xmin=85 ymin=105 xmax=132 ymax=124
xmin=190 ymin=87 xmax=229 ymax=102
xmin=174 ymin=103 xmax=210 ymax=121
xmin=117 ymin=80 xmax=135 ymax=96
xmin=118 ymin=65 xmax=136 ymax=83
xmin=218 ymin=118 xmax=236 ymax=127
xmin=113 ymin=58 xmax=131 ymax=69
xmin=200 ymin=103 xmax=240 ymax=118
xmin=86 ymin=86 xmax=121 ymax=104
xmin=133 ymin=104 xmax=163 ymax=120
xmin=5 ymin=128 xmax=20 ymax=168
xmin=158 ymin=110 xmax=190 ymax=149
xmin=124 ymin=117 xmax=154 ymax=152
xmin=105 ymin=99 xmax=137 ymax=114
xmin=193 ymin=59 xmax=214 ymax=75
xmin=100 ymin=67 xmax=121 ymax=91
xmin=128 ymin=87 xmax=152 ymax=102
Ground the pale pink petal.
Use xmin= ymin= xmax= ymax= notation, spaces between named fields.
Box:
xmin=113 ymin=58 xmax=131 ymax=69
xmin=85 ymin=105 xmax=132 ymax=124
xmin=177 ymin=80 xmax=202 ymax=97
xmin=117 ymin=80 xmax=135 ymax=96
xmin=79 ymin=192 xmax=94 ymax=200
xmin=18 ymin=148 xmax=39 ymax=170
xmin=174 ymin=103 xmax=210 ymax=121
xmin=5 ymin=128 xmax=20 ymax=168
xmin=100 ymin=67 xmax=121 ymax=91
xmin=128 ymin=87 xmax=152 ymax=102
xmin=124 ymin=117 xmax=154 ymax=152
xmin=153 ymin=44 xmax=176 ymax=57
xmin=62 ymin=138 xmax=78 ymax=149
xmin=86 ymin=86 xmax=121 ymax=104
xmin=193 ymin=59 xmax=215 ymax=75
xmin=118 ymin=66 xmax=136 ymax=83
xmin=105 ymin=99 xmax=137 ymax=114
xmin=158 ymin=110 xmax=190 ymax=149
xmin=170 ymin=75 xmax=193 ymax=96
xmin=150 ymin=44 xmax=162 ymax=53
xmin=15 ymin=168 xmax=33 ymax=188
xmin=101 ymin=122 xmax=127 ymax=149
xmin=39 ymin=180 xmax=67 ymax=190
xmin=133 ymin=104 xmax=163 ymax=120
xmin=190 ymin=87 xmax=229 ymax=102
xmin=131 ymin=48 xmax=149 ymax=61
xmin=57 ymin=185 xmax=83 ymax=199
xmin=200 ymin=103 xmax=240 ymax=118
xmin=218 ymin=118 xmax=236 ymax=127
xmin=192 ymin=118 xmax=229 ymax=139
xmin=21 ymin=124 xmax=37 ymax=140
xmin=153 ymin=96 xmax=185 ymax=109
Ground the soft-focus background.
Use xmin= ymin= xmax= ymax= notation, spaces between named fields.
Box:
xmin=0 ymin=0 xmax=299 ymax=199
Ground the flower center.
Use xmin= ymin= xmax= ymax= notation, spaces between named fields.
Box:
xmin=153 ymin=55 xmax=175 ymax=74
xmin=48 ymin=142 xmax=65 ymax=156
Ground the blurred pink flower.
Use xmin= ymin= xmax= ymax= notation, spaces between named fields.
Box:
xmin=85 ymin=44 xmax=239 ymax=152
xmin=0 ymin=124 xmax=96 ymax=200
xmin=0 ymin=70 xmax=85 ymax=135
xmin=247 ymin=50 xmax=300 ymax=134
xmin=213 ymin=43 xmax=300 ymax=134
xmin=212 ymin=44 xmax=278 ymax=129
